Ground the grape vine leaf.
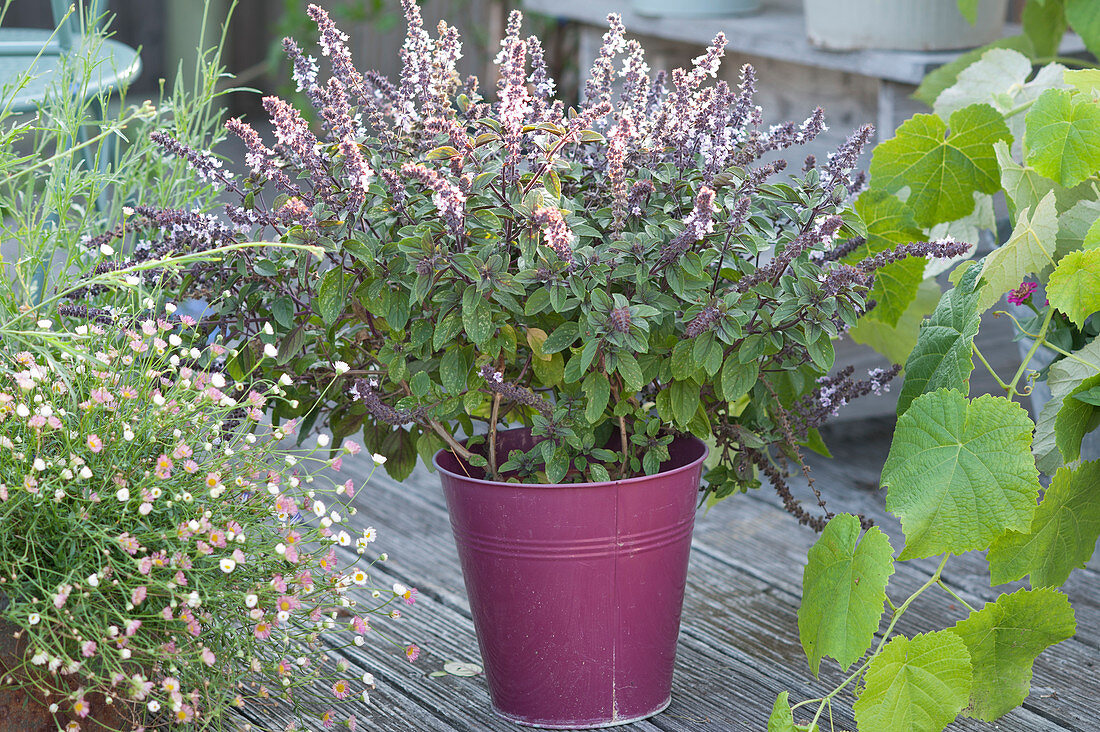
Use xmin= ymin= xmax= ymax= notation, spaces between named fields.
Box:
xmin=957 ymin=0 xmax=979 ymax=24
xmin=853 ymin=631 xmax=972 ymax=732
xmin=1048 ymin=247 xmax=1100 ymax=328
xmin=799 ymin=514 xmax=895 ymax=677
xmin=848 ymin=190 xmax=926 ymax=326
xmin=767 ymin=692 xmax=818 ymax=732
xmin=849 ymin=279 xmax=941 ymax=364
xmin=949 ymin=588 xmax=1076 ymax=721
xmin=1088 ymin=217 xmax=1100 ymax=249
xmin=1004 ymin=62 xmax=1072 ymax=145
xmin=989 ymin=460 xmax=1100 ymax=587
xmin=1067 ymin=0 xmax=1100 ymax=59
xmin=896 ymin=265 xmax=983 ymax=417
xmin=933 ymin=49 xmax=1032 ymax=121
xmin=868 ymin=104 xmax=1011 ymax=228
xmin=916 ymin=35 xmax=1036 ymax=107
xmin=978 ymin=191 xmax=1059 ymax=312
xmin=994 ymin=141 xmax=1090 ymax=220
xmin=1055 ymin=198 xmax=1100 ymax=257
xmin=1054 ymin=372 xmax=1100 ymax=463
xmin=1025 ymin=88 xmax=1100 ymax=188
xmin=1023 ymin=0 xmax=1069 ymax=59
xmin=1063 ymin=68 xmax=1100 ymax=96
xmin=1033 ymin=396 xmax=1065 ymax=475
xmin=1033 ymin=338 xmax=1100 ymax=473
xmin=882 ymin=390 xmax=1041 ymax=560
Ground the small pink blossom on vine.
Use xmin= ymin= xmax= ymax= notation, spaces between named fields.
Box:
xmin=1007 ymin=281 xmax=1038 ymax=306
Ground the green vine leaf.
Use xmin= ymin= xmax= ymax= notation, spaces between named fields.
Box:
xmin=950 ymin=588 xmax=1076 ymax=721
xmin=994 ymin=141 xmax=1089 ymax=221
xmin=853 ymin=631 xmax=972 ymax=732
xmin=989 ymin=460 xmax=1100 ymax=587
xmin=1054 ymin=372 xmax=1100 ymax=463
xmin=848 ymin=190 xmax=926 ymax=326
xmin=896 ymin=266 xmax=983 ymax=417
xmin=1064 ymin=68 xmax=1100 ymax=95
xmin=1033 ymin=338 xmax=1100 ymax=473
xmin=914 ymin=36 xmax=1034 ymax=108
xmin=933 ymin=49 xmax=1032 ymax=121
xmin=798 ymin=514 xmax=894 ymax=677
xmin=868 ymin=104 xmax=1011 ymax=228
xmin=956 ymin=0 xmax=979 ymax=24
xmin=1024 ymin=88 xmax=1100 ymax=188
xmin=1067 ymin=0 xmax=1100 ymax=59
xmin=1023 ymin=0 xmax=1069 ymax=59
xmin=1033 ymin=397 xmax=1065 ymax=475
xmin=767 ymin=692 xmax=818 ymax=731
xmin=1047 ymin=247 xmax=1100 ymax=328
xmin=882 ymin=390 xmax=1041 ymax=560
xmin=1055 ymin=198 xmax=1100 ymax=258
xmin=978 ymin=191 xmax=1060 ymax=311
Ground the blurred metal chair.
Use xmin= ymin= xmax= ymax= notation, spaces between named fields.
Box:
xmin=0 ymin=1 xmax=142 ymax=301
xmin=0 ymin=0 xmax=141 ymax=114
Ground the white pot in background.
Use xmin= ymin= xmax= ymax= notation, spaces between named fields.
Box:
xmin=803 ymin=0 xmax=1009 ymax=51
xmin=632 ymin=0 xmax=761 ymax=19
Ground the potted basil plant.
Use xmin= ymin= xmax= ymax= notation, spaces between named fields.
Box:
xmin=101 ymin=3 xmax=965 ymax=727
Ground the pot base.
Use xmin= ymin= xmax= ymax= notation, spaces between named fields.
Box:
xmin=493 ymin=696 xmax=672 ymax=729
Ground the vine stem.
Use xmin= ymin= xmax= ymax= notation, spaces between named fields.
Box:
xmin=1031 ymin=55 xmax=1099 ymax=69
xmin=795 ymin=554 xmax=951 ymax=728
xmin=1001 ymin=98 xmax=1038 ymax=121
xmin=972 ymin=343 xmax=1009 ymax=391
xmin=1004 ymin=308 xmax=1100 ymax=371
xmin=1005 ymin=307 xmax=1054 ymax=400
xmin=936 ymin=580 xmax=977 ymax=613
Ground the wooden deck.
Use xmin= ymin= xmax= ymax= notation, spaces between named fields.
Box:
xmin=233 ymin=416 xmax=1098 ymax=732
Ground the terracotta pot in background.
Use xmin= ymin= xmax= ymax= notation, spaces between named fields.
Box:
xmin=0 ymin=619 xmax=141 ymax=731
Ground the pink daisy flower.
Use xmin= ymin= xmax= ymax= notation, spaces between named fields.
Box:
xmin=73 ymin=692 xmax=90 ymax=718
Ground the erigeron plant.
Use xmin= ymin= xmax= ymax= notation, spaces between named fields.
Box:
xmin=0 ymin=309 xmax=418 ymax=731
xmin=86 ymin=4 xmax=967 ymax=527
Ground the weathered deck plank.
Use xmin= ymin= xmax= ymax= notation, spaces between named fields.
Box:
xmin=234 ymin=415 xmax=1096 ymax=731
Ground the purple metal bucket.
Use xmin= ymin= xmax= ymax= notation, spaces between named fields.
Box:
xmin=434 ymin=430 xmax=707 ymax=728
